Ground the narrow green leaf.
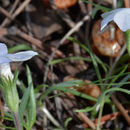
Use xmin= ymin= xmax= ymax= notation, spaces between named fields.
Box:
xmin=35 ymin=84 xmax=48 ymax=94
xmin=19 ymin=85 xmax=32 ymax=127
xmin=49 ymin=56 xmax=91 ymax=65
xmin=68 ymin=37 xmax=108 ymax=75
xmin=107 ymin=65 xmax=128 ymax=89
xmin=25 ymin=65 xmax=36 ymax=129
xmin=8 ymin=44 xmax=32 ymax=53
xmin=86 ymin=40 xmax=103 ymax=89
xmin=81 ymin=0 xmax=111 ymax=11
xmin=64 ymin=117 xmax=72 ymax=128
xmin=39 ymin=80 xmax=97 ymax=106
xmin=124 ymin=30 xmax=130 ymax=55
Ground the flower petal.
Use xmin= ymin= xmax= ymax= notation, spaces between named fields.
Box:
xmin=0 ymin=63 xmax=13 ymax=78
xmin=0 ymin=43 xmax=8 ymax=56
xmin=101 ymin=8 xmax=130 ymax=31
xmin=101 ymin=8 xmax=126 ymax=30
xmin=7 ymin=51 xmax=38 ymax=62
xmin=101 ymin=11 xmax=115 ymax=30
xmin=0 ymin=57 xmax=11 ymax=64
xmin=114 ymin=8 xmax=130 ymax=31
xmin=101 ymin=8 xmax=122 ymax=18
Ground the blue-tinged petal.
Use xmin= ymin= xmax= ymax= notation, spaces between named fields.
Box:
xmin=0 ymin=57 xmax=11 ymax=64
xmin=101 ymin=8 xmax=127 ymax=30
xmin=101 ymin=13 xmax=115 ymax=30
xmin=0 ymin=43 xmax=8 ymax=56
xmin=101 ymin=8 xmax=123 ymax=18
xmin=114 ymin=8 xmax=130 ymax=31
xmin=7 ymin=51 xmax=38 ymax=62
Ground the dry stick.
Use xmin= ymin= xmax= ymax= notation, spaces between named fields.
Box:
xmin=44 ymin=15 xmax=90 ymax=82
xmin=51 ymin=1 xmax=85 ymax=42
xmin=12 ymin=0 xmax=31 ymax=19
xmin=78 ymin=0 xmax=88 ymax=14
xmin=7 ymin=26 xmax=43 ymax=49
xmin=61 ymin=94 xmax=96 ymax=129
xmin=15 ymin=29 xmax=65 ymax=58
xmin=0 ymin=26 xmax=64 ymax=59
xmin=83 ymin=110 xmax=130 ymax=128
xmin=78 ymin=112 xmax=96 ymax=130
xmin=16 ymin=29 xmax=43 ymax=49
xmin=87 ymin=0 xmax=93 ymax=14
xmin=57 ymin=10 xmax=75 ymax=28
xmin=50 ymin=0 xmax=75 ymax=28
xmin=1 ymin=0 xmax=31 ymax=27
xmin=0 ymin=6 xmax=12 ymax=20
xmin=9 ymin=0 xmax=19 ymax=13
xmin=111 ymin=95 xmax=130 ymax=125
xmin=1 ymin=0 xmax=19 ymax=27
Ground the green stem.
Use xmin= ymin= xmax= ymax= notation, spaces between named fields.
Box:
xmin=96 ymin=96 xmax=105 ymax=130
xmin=13 ymin=112 xmax=22 ymax=130
xmin=124 ymin=30 xmax=130 ymax=55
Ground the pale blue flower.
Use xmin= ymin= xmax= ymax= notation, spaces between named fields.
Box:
xmin=101 ymin=8 xmax=130 ymax=32
xmin=0 ymin=43 xmax=38 ymax=64
xmin=0 ymin=43 xmax=38 ymax=78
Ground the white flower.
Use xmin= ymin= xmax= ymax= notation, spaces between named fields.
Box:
xmin=0 ymin=63 xmax=13 ymax=79
xmin=0 ymin=43 xmax=38 ymax=78
xmin=101 ymin=8 xmax=130 ymax=32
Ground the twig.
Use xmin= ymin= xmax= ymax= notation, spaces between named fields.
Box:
xmin=51 ymin=0 xmax=85 ymax=42
xmin=50 ymin=0 xmax=75 ymax=28
xmin=1 ymin=0 xmax=19 ymax=27
xmin=87 ymin=0 xmax=93 ymax=15
xmin=61 ymin=93 xmax=95 ymax=129
xmin=78 ymin=0 xmax=87 ymax=14
xmin=8 ymin=26 xmax=43 ymax=49
xmin=1 ymin=0 xmax=31 ymax=27
xmin=111 ymin=95 xmax=130 ymax=125
xmin=78 ymin=112 xmax=96 ymax=130
xmin=44 ymin=14 xmax=90 ymax=82
xmin=12 ymin=0 xmax=31 ymax=20
xmin=0 ymin=26 xmax=64 ymax=60
xmin=0 ymin=6 xmax=12 ymax=20
xmin=84 ymin=110 xmax=130 ymax=128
